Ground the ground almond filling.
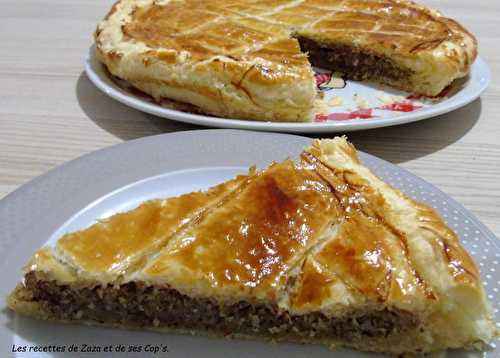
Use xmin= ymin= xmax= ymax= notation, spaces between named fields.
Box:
xmin=22 ymin=272 xmax=419 ymax=343
xmin=296 ymin=36 xmax=414 ymax=85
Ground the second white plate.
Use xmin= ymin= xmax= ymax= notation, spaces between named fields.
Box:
xmin=1 ymin=130 xmax=499 ymax=357
xmin=85 ymin=47 xmax=490 ymax=133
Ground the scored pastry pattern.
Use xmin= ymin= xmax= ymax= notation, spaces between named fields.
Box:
xmin=120 ymin=0 xmax=471 ymax=62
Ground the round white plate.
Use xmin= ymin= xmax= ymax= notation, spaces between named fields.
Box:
xmin=1 ymin=130 xmax=498 ymax=357
xmin=85 ymin=47 xmax=490 ymax=133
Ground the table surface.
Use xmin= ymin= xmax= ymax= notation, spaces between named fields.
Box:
xmin=1 ymin=0 xmax=499 ymax=238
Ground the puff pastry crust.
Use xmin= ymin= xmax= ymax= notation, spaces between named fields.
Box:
xmin=8 ymin=138 xmax=496 ymax=354
xmin=94 ymin=0 xmax=477 ymax=122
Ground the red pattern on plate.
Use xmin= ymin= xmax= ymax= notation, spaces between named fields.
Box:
xmin=315 ymin=109 xmax=374 ymax=122
xmin=315 ymin=73 xmax=332 ymax=87
xmin=378 ymin=102 xmax=422 ymax=112
xmin=315 ymin=99 xmax=423 ymax=122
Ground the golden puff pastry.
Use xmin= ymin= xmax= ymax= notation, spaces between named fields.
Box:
xmin=8 ymin=138 xmax=496 ymax=355
xmin=94 ymin=0 xmax=477 ymax=122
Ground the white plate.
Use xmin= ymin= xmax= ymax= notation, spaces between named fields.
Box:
xmin=85 ymin=47 xmax=491 ymax=133
xmin=1 ymin=130 xmax=498 ymax=357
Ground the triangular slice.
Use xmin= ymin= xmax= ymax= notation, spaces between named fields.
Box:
xmin=8 ymin=138 xmax=496 ymax=355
